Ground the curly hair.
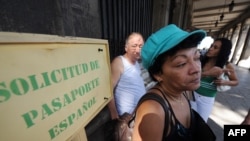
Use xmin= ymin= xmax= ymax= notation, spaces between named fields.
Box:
xmin=201 ymin=38 xmax=232 ymax=68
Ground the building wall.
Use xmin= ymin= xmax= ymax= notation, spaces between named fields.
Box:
xmin=0 ymin=0 xmax=102 ymax=38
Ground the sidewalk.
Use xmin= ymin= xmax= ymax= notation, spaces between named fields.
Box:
xmin=208 ymin=66 xmax=250 ymax=141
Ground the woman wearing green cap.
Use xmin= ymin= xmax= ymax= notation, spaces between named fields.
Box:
xmin=131 ymin=24 xmax=215 ymax=141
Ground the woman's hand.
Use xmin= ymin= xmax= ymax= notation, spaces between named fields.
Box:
xmin=214 ymin=77 xmax=229 ymax=86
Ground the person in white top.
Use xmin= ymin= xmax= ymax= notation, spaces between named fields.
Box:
xmin=108 ymin=32 xmax=146 ymax=120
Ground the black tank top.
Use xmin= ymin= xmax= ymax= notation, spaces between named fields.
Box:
xmin=137 ymin=90 xmax=215 ymax=141
xmin=152 ymin=88 xmax=193 ymax=141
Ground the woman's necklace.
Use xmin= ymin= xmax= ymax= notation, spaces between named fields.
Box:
xmin=158 ymin=84 xmax=184 ymax=105
xmin=167 ymin=93 xmax=183 ymax=105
